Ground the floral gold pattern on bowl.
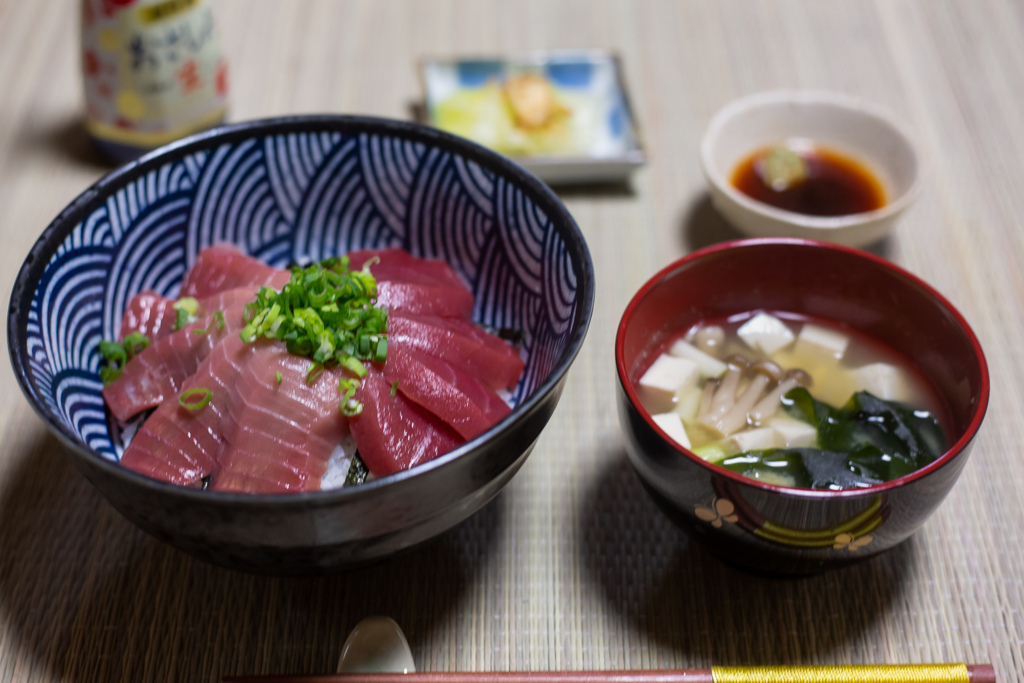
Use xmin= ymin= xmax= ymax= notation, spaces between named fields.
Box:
xmin=749 ymin=496 xmax=885 ymax=549
xmin=695 ymin=488 xmax=885 ymax=550
xmin=694 ymin=497 xmax=739 ymax=528
xmin=833 ymin=533 xmax=874 ymax=552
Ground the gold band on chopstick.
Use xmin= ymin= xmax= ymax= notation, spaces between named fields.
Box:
xmin=711 ymin=664 xmax=970 ymax=683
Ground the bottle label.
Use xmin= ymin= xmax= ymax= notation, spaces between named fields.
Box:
xmin=82 ymin=0 xmax=229 ymax=149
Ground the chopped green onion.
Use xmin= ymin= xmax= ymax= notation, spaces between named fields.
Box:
xmin=338 ymin=378 xmax=363 ymax=416
xmin=275 ymin=371 xmax=283 ymax=385
xmin=238 ymin=256 xmax=388 ymax=412
xmin=243 ymin=301 xmax=260 ymax=324
xmin=178 ymin=387 xmax=212 ymax=411
xmin=338 ymin=377 xmax=357 ymax=403
xmin=193 ymin=310 xmax=226 ymax=335
xmin=99 ymin=340 xmax=127 ymax=367
xmin=390 ymin=381 xmax=398 ymax=397
xmin=173 ymin=297 xmax=199 ymax=330
xmin=98 ymin=333 xmax=150 ymax=386
xmin=99 ymin=367 xmax=122 ymax=386
xmin=306 ymin=362 xmax=324 ymax=385
xmin=340 ymin=397 xmax=363 ymax=417
xmin=123 ymin=332 xmax=150 ymax=358
xmin=239 ymin=259 xmax=386 ymax=361
xmin=339 ymin=356 xmax=367 ymax=378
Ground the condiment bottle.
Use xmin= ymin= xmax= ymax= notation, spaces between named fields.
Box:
xmin=80 ymin=0 xmax=229 ymax=161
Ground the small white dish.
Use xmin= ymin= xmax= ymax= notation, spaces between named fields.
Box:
xmin=700 ymin=90 xmax=921 ymax=247
xmin=420 ymin=50 xmax=645 ymax=184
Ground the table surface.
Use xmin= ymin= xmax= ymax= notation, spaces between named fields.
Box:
xmin=1 ymin=1 xmax=1022 ymax=681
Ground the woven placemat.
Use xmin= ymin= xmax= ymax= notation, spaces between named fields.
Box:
xmin=0 ymin=1 xmax=1019 ymax=681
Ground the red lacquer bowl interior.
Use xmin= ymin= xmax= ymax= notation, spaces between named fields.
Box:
xmin=615 ymin=238 xmax=989 ymax=495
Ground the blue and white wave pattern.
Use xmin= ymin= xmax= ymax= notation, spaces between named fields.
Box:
xmin=27 ymin=132 xmax=578 ymax=461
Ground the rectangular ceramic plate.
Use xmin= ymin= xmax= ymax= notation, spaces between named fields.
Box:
xmin=419 ymin=50 xmax=645 ymax=184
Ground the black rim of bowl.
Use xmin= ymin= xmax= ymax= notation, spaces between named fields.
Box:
xmin=8 ymin=114 xmax=596 ymax=508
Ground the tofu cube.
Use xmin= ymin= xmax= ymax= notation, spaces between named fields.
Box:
xmin=850 ymin=362 xmax=913 ymax=402
xmin=668 ymin=339 xmax=728 ymax=378
xmin=638 ymin=355 xmax=700 ymax=404
xmin=652 ymin=412 xmax=692 ymax=448
xmin=738 ymin=312 xmax=795 ymax=354
xmin=795 ymin=323 xmax=849 ymax=360
xmin=768 ymin=415 xmax=818 ymax=448
xmin=728 ymin=427 xmax=783 ymax=452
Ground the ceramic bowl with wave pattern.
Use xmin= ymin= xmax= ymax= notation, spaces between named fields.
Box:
xmin=8 ymin=115 xmax=594 ymax=574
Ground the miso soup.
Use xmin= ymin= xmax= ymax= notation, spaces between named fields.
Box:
xmin=635 ymin=311 xmax=948 ymax=490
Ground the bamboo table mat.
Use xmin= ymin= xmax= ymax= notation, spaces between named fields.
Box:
xmin=0 ymin=1 xmax=1021 ymax=681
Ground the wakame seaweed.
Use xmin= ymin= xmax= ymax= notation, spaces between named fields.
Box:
xmin=719 ymin=388 xmax=947 ymax=490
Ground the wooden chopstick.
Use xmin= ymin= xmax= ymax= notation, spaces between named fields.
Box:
xmin=224 ymin=664 xmax=996 ymax=683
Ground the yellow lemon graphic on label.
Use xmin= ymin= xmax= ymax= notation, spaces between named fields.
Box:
xmin=98 ymin=27 xmax=121 ymax=52
xmin=116 ymin=91 xmax=147 ymax=121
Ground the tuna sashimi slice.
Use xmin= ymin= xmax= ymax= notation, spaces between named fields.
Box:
xmin=121 ymin=337 xmax=349 ymax=493
xmin=102 ymin=288 xmax=255 ymax=422
xmin=350 ymin=367 xmax=463 ymax=477
xmin=119 ymin=285 xmax=265 ymax=342
xmin=118 ymin=338 xmax=247 ymax=486
xmin=377 ymin=281 xmax=474 ymax=319
xmin=119 ymin=291 xmax=177 ymax=341
xmin=113 ymin=245 xmax=516 ymax=491
xmin=347 ymin=248 xmax=470 ymax=291
xmin=210 ymin=344 xmax=349 ymax=493
xmin=118 ymin=417 xmax=219 ymax=487
xmin=179 ymin=244 xmax=290 ymax=299
xmin=388 ymin=312 xmax=524 ymax=390
xmin=350 ymin=248 xmax=475 ymax=318
xmin=383 ymin=341 xmax=511 ymax=440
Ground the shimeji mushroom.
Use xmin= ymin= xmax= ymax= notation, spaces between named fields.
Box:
xmin=697 ymin=356 xmax=812 ymax=436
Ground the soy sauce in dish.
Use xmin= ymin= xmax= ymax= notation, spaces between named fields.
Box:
xmin=731 ymin=142 xmax=886 ymax=217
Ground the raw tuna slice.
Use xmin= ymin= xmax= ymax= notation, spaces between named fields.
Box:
xmin=179 ymin=244 xmax=290 ymax=298
xmin=118 ymin=339 xmax=246 ymax=486
xmin=119 ymin=291 xmax=177 ymax=340
xmin=377 ymin=281 xmax=474 ymax=319
xmin=383 ymin=342 xmax=511 ymax=440
xmin=121 ymin=337 xmax=348 ymax=493
xmin=347 ymin=248 xmax=475 ymax=318
xmin=112 ymin=245 xmax=517 ymax=491
xmin=210 ymin=344 xmax=349 ymax=493
xmin=102 ymin=288 xmax=254 ymax=421
xmin=117 ymin=407 xmax=220 ymax=486
xmin=348 ymin=248 xmax=469 ymax=291
xmin=388 ymin=312 xmax=524 ymax=390
xmin=350 ymin=367 xmax=463 ymax=476
xmin=119 ymin=285 xmax=261 ymax=342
